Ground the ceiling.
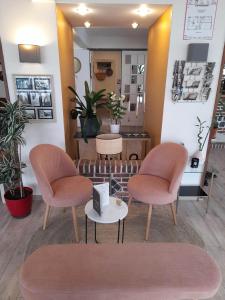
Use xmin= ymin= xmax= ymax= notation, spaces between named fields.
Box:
xmin=57 ymin=3 xmax=170 ymax=28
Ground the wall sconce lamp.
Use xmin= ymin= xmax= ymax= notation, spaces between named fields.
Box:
xmin=18 ymin=44 xmax=41 ymax=63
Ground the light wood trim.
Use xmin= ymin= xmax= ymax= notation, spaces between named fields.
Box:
xmin=72 ymin=207 xmax=79 ymax=243
xmin=144 ymin=7 xmax=172 ymax=147
xmin=145 ymin=204 xmax=153 ymax=241
xmin=170 ymin=202 xmax=177 ymax=225
xmin=43 ymin=204 xmax=50 ymax=230
xmin=128 ymin=196 xmax=132 ymax=207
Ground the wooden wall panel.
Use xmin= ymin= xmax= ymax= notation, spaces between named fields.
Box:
xmin=144 ymin=7 xmax=172 ymax=147
xmin=56 ymin=7 xmax=76 ymax=158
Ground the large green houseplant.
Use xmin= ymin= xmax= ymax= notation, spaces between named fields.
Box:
xmin=68 ymin=81 xmax=105 ymax=142
xmin=0 ymin=100 xmax=32 ymax=218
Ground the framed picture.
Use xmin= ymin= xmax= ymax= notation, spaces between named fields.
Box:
xmin=34 ymin=78 xmax=51 ymax=90
xmin=14 ymin=74 xmax=55 ymax=122
xmin=29 ymin=92 xmax=41 ymax=107
xmin=16 ymin=77 xmax=33 ymax=90
xmin=41 ymin=92 xmax=52 ymax=107
xmin=17 ymin=92 xmax=31 ymax=105
xmin=38 ymin=109 xmax=53 ymax=119
xmin=25 ymin=109 xmax=36 ymax=120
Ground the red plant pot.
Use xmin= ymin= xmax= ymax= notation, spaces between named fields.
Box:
xmin=5 ymin=187 xmax=33 ymax=218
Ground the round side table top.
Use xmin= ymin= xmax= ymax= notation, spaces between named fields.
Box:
xmin=85 ymin=197 xmax=128 ymax=224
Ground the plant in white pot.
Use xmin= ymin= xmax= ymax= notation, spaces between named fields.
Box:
xmin=0 ymin=100 xmax=32 ymax=218
xmin=107 ymin=92 xmax=127 ymax=134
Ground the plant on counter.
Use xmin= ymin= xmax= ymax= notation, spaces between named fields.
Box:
xmin=0 ymin=100 xmax=33 ymax=218
xmin=68 ymin=81 xmax=106 ymax=142
xmin=107 ymin=92 xmax=127 ymax=133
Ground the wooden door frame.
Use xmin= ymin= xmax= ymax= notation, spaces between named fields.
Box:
xmin=0 ymin=38 xmax=10 ymax=101
xmin=201 ymin=44 xmax=225 ymax=185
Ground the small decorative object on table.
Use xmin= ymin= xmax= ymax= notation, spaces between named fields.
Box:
xmin=191 ymin=116 xmax=210 ymax=168
xmin=93 ymin=183 xmax=110 ymax=216
xmin=107 ymin=92 xmax=127 ymax=133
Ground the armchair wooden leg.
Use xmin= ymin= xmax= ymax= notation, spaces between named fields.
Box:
xmin=145 ymin=204 xmax=152 ymax=241
xmin=170 ymin=202 xmax=177 ymax=225
xmin=128 ymin=196 xmax=132 ymax=207
xmin=43 ymin=204 xmax=50 ymax=230
xmin=72 ymin=207 xmax=80 ymax=243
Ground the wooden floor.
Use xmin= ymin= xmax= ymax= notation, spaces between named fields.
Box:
xmin=0 ymin=148 xmax=225 ymax=300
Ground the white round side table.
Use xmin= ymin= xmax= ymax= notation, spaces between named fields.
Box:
xmin=84 ymin=197 xmax=128 ymax=243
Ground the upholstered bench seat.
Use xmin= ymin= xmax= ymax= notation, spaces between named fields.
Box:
xmin=20 ymin=243 xmax=221 ymax=300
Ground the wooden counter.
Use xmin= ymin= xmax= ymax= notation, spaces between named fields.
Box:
xmin=74 ymin=132 xmax=151 ymax=160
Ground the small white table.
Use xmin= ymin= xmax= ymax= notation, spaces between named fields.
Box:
xmin=84 ymin=197 xmax=128 ymax=243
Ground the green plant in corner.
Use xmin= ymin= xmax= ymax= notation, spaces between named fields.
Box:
xmin=68 ymin=81 xmax=106 ymax=142
xmin=0 ymin=100 xmax=29 ymax=199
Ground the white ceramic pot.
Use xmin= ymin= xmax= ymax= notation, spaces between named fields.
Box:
xmin=110 ymin=124 xmax=120 ymax=134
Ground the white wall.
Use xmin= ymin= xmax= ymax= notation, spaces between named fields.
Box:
xmin=0 ymin=0 xmax=65 ymax=194
xmin=161 ymin=0 xmax=225 ymax=184
xmin=75 ymin=28 xmax=148 ymax=49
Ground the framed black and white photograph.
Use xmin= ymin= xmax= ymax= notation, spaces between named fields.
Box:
xmin=29 ymin=92 xmax=41 ymax=107
xmin=17 ymin=92 xmax=31 ymax=105
xmin=25 ymin=109 xmax=36 ymax=120
xmin=41 ymin=92 xmax=52 ymax=107
xmin=14 ymin=74 xmax=55 ymax=122
xmin=38 ymin=109 xmax=53 ymax=119
xmin=16 ymin=77 xmax=33 ymax=90
xmin=34 ymin=78 xmax=51 ymax=90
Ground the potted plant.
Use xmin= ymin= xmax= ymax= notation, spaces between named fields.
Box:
xmin=107 ymin=92 xmax=127 ymax=133
xmin=0 ymin=100 xmax=32 ymax=218
xmin=68 ymin=81 xmax=105 ymax=142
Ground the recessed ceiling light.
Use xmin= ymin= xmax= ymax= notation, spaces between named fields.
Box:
xmin=74 ymin=4 xmax=92 ymax=16
xmin=132 ymin=22 xmax=139 ymax=29
xmin=135 ymin=4 xmax=152 ymax=17
xmin=84 ymin=21 xmax=91 ymax=28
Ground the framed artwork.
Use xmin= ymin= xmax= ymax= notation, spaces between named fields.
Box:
xmin=24 ymin=109 xmax=36 ymax=120
xmin=37 ymin=109 xmax=53 ymax=119
xmin=183 ymin=0 xmax=218 ymax=40
xmin=14 ymin=74 xmax=55 ymax=122
xmin=172 ymin=61 xmax=215 ymax=103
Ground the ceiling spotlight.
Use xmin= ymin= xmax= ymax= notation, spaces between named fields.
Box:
xmin=135 ymin=4 xmax=152 ymax=17
xmin=74 ymin=4 xmax=92 ymax=16
xmin=84 ymin=21 xmax=91 ymax=28
xmin=132 ymin=22 xmax=139 ymax=29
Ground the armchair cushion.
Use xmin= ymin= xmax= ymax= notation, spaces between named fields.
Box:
xmin=128 ymin=174 xmax=173 ymax=205
xmin=51 ymin=176 xmax=92 ymax=207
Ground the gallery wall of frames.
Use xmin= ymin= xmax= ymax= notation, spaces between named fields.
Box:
xmin=14 ymin=75 xmax=55 ymax=121
xmin=171 ymin=61 xmax=215 ymax=103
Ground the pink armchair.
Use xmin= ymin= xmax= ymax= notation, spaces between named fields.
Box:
xmin=29 ymin=144 xmax=93 ymax=242
xmin=128 ymin=142 xmax=188 ymax=240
